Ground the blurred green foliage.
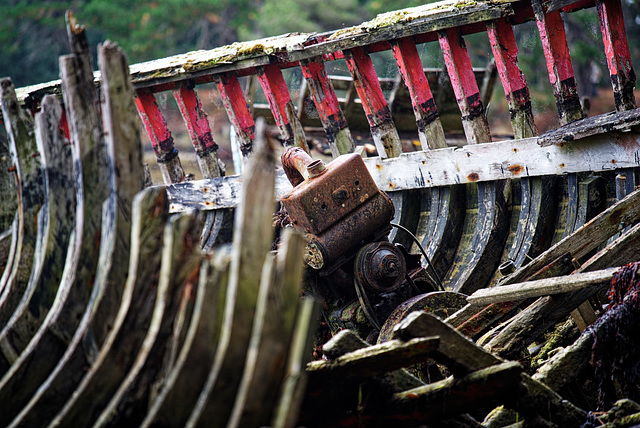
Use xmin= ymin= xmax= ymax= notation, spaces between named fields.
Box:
xmin=1 ymin=0 xmax=639 ymax=102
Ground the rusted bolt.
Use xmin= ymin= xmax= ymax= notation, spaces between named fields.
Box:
xmin=307 ymin=159 xmax=326 ymax=178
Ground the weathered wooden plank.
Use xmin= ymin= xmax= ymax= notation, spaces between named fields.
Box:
xmin=272 ymin=297 xmax=320 ymax=428
xmin=487 ymin=18 xmax=536 ymax=139
xmin=452 ymin=252 xmax=577 ymax=337
xmin=47 ymin=187 xmax=169 ymax=428
xmin=135 ymin=88 xmax=185 ymax=184
xmin=172 ymin=82 xmax=224 ymax=178
xmin=392 ymin=311 xmax=503 ymax=375
xmin=6 ymin=41 xmax=146 ymax=427
xmin=359 ymin=361 xmax=523 ymax=427
xmin=185 ymin=119 xmax=276 ymax=428
xmin=0 ymin=79 xmax=44 ymax=326
xmin=213 ymin=72 xmax=255 ymax=158
xmin=467 ymin=266 xmax=618 ymax=305
xmin=436 ymin=26 xmax=511 ymax=293
xmin=419 ymin=186 xmax=466 ymax=280
xmin=438 ymin=26 xmax=491 ymax=144
xmin=539 ymin=107 xmax=640 ymax=146
xmin=227 ymin=229 xmax=306 ymax=428
xmin=0 ymin=118 xmax=17 ymax=232
xmin=0 ymin=95 xmax=74 ymax=383
xmin=256 ymin=63 xmax=309 ymax=153
xmin=343 ymin=47 xmax=402 ymax=158
xmin=485 ymin=219 xmax=640 ymax=359
xmin=13 ymin=1 xmax=515 ymax=98
xmin=307 ymin=336 xmax=439 ymax=380
xmin=92 ymin=212 xmax=204 ymax=427
xmin=165 ymin=131 xmax=640 ymax=212
xmin=287 ymin=1 xmax=514 ymax=64
xmin=503 ymin=186 xmax=640 ymax=284
xmin=390 ymin=37 xmax=447 ymax=150
xmin=320 ymin=329 xmax=424 ymax=390
xmin=598 ymin=0 xmax=637 ymax=112
xmin=299 ymin=56 xmax=354 ymax=156
xmin=533 ymin=1 xmax=584 ymax=125
xmin=441 ymin=181 xmax=510 ymax=295
xmin=0 ymin=228 xmax=13 ymax=279
xmin=0 ymin=15 xmax=115 ymax=419
xmin=171 ymin=82 xmax=230 ymax=249
xmin=139 ymin=249 xmax=230 ymax=428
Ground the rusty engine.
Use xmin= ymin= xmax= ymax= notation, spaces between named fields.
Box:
xmin=279 ymin=147 xmax=456 ymax=343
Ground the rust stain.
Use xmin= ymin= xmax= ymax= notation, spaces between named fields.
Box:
xmin=559 ymin=163 xmax=565 ymax=168
xmin=611 ymin=159 xmax=617 ymax=164
xmin=513 ymin=148 xmax=518 ymax=152
xmin=508 ymin=164 xmax=523 ymax=174
xmin=376 ymin=164 xmax=383 ymax=170
xmin=388 ymin=182 xmax=396 ymax=189
xmin=467 ymin=172 xmax=479 ymax=182
xmin=203 ymin=187 xmax=209 ymax=192
xmin=204 ymin=201 xmax=213 ymax=206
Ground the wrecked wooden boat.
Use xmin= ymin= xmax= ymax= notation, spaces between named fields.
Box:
xmin=2 ymin=0 xmax=640 ymax=425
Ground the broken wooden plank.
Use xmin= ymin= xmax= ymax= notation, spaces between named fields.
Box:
xmin=392 ymin=311 xmax=503 ymax=375
xmin=374 ymin=361 xmax=523 ymax=427
xmin=539 ymin=107 xmax=640 ymax=146
xmin=485 ymin=220 xmax=640 ymax=359
xmin=467 ymin=266 xmax=619 ymax=306
xmin=503 ymin=186 xmax=640 ymax=284
xmin=321 ymin=329 xmax=424 ymax=391
xmin=307 ymin=336 xmax=439 ymax=380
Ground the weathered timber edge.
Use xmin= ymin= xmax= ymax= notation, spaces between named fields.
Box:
xmin=166 ymin=131 xmax=640 ymax=212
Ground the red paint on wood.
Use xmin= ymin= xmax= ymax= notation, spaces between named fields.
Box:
xmin=597 ymin=0 xmax=636 ymax=110
xmin=536 ymin=10 xmax=574 ymax=86
xmin=257 ymin=63 xmax=293 ymax=129
xmin=59 ymin=108 xmax=70 ymax=141
xmin=300 ymin=57 xmax=343 ymax=126
xmin=487 ymin=19 xmax=528 ymax=97
xmin=135 ymin=88 xmax=176 ymax=158
xmin=343 ymin=47 xmax=390 ymax=123
xmin=172 ymin=84 xmax=218 ymax=155
xmin=438 ymin=27 xmax=483 ymax=116
xmin=391 ymin=37 xmax=438 ymax=117
xmin=215 ymin=72 xmax=255 ymax=149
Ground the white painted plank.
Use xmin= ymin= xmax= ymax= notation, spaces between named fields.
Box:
xmin=166 ymin=132 xmax=640 ymax=212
